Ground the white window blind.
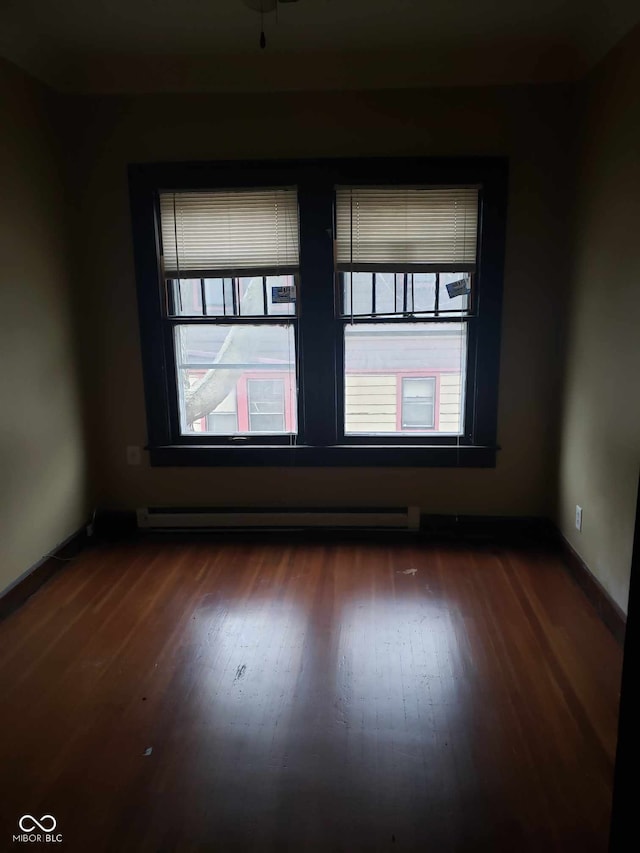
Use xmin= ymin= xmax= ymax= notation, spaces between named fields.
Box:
xmin=159 ymin=188 xmax=299 ymax=278
xmin=335 ymin=186 xmax=479 ymax=272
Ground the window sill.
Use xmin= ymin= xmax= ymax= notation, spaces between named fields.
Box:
xmin=148 ymin=444 xmax=498 ymax=468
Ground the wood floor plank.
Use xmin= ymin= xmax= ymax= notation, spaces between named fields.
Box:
xmin=0 ymin=537 xmax=622 ymax=852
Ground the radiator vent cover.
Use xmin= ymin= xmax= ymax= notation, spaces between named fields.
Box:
xmin=137 ymin=506 xmax=420 ymax=531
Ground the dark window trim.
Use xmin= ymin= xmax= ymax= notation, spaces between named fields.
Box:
xmin=148 ymin=444 xmax=499 ymax=467
xmin=128 ymin=157 xmax=508 ymax=468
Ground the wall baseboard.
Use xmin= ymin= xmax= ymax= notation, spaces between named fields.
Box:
xmin=556 ymin=534 xmax=627 ymax=644
xmin=421 ymin=514 xmax=557 ymax=542
xmin=0 ymin=527 xmax=88 ymax=621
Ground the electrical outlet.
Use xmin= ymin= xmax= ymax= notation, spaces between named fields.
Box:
xmin=126 ymin=445 xmax=142 ymax=466
xmin=575 ymin=505 xmax=583 ymax=532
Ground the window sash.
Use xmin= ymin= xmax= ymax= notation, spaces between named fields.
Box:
xmin=173 ymin=323 xmax=297 ymax=439
xmin=169 ymin=276 xmax=298 ymax=319
xmin=341 ymin=324 xmax=467 ymax=440
xmin=339 ymin=271 xmax=471 ymax=318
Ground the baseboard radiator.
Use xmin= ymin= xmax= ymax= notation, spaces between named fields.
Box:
xmin=137 ymin=506 xmax=420 ymax=532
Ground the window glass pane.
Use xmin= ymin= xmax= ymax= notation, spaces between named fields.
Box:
xmin=248 ymin=379 xmax=286 ymax=432
xmin=172 ymin=279 xmax=203 ymax=316
xmin=439 ymin=272 xmax=471 ymax=313
xmin=339 ymin=272 xmax=469 ymax=317
xmin=190 ymin=392 xmax=238 ymax=435
xmin=344 ymin=323 xmax=466 ymax=435
xmin=403 ymin=377 xmax=435 ymax=400
xmin=374 ymin=272 xmax=395 ymax=314
xmin=249 ymin=415 xmax=283 ymax=432
xmin=266 ymin=275 xmax=296 ymax=316
xmin=206 ymin=410 xmax=238 ymax=434
xmin=238 ymin=276 xmax=297 ymax=317
xmin=203 ymin=278 xmax=229 ymax=316
xmin=342 ymin=272 xmax=373 ymax=315
xmin=238 ymin=277 xmax=264 ymax=315
xmin=222 ymin=278 xmax=235 ymax=315
xmin=175 ymin=324 xmax=297 ymax=435
xmin=403 ymin=402 xmax=434 ymax=428
xmin=410 ymin=274 xmax=437 ymax=313
xmin=171 ymin=276 xmax=297 ymax=318
xmin=394 ymin=274 xmax=404 ymax=313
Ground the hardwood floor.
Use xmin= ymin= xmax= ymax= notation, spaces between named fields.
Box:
xmin=0 ymin=536 xmax=622 ymax=852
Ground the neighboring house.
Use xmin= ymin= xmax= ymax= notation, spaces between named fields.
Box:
xmin=184 ymin=324 xmax=464 ymax=437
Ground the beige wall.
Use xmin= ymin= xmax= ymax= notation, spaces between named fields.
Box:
xmin=558 ymin=25 xmax=640 ymax=614
xmin=0 ymin=59 xmax=88 ymax=594
xmin=63 ymin=83 xmax=573 ymax=516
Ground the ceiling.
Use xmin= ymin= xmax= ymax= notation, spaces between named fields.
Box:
xmin=1 ymin=0 xmax=638 ymax=93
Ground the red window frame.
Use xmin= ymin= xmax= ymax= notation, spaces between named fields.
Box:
xmin=237 ymin=372 xmax=296 ymax=433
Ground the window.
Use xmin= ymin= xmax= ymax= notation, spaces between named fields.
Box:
xmin=402 ymin=377 xmax=436 ymax=430
xmin=129 ymin=158 xmax=507 ymax=466
xmin=248 ymin=379 xmax=286 ymax=433
xmin=336 ymin=186 xmax=475 ymax=440
xmin=206 ymin=410 xmax=238 ymax=434
xmin=159 ymin=188 xmax=299 ymax=439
